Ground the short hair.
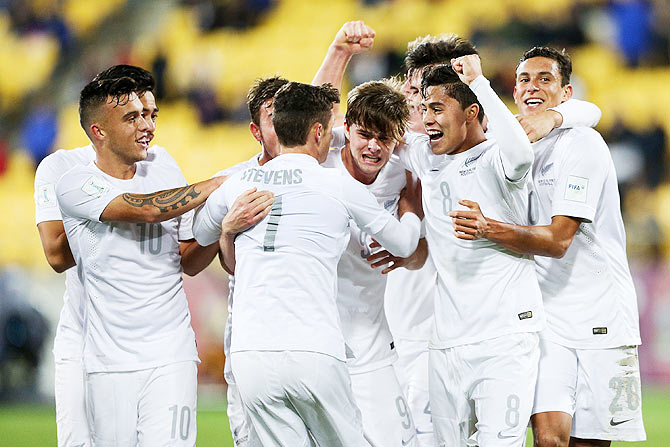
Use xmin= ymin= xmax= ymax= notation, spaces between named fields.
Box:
xmin=246 ymin=76 xmax=289 ymax=125
xmin=346 ymin=79 xmax=409 ymax=142
xmin=93 ymin=65 xmax=155 ymax=95
xmin=404 ymin=34 xmax=478 ymax=74
xmin=79 ymin=77 xmax=139 ymax=136
xmin=421 ymin=64 xmax=484 ymax=123
xmin=272 ymin=82 xmax=340 ymax=147
xmin=518 ymin=47 xmax=572 ymax=86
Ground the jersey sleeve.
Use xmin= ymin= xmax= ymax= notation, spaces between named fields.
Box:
xmin=55 ymin=168 xmax=124 ymax=222
xmin=550 ymin=98 xmax=602 ymax=129
xmin=330 ymin=126 xmax=347 ymax=149
xmin=341 ymin=175 xmax=420 ymax=258
xmin=394 ymin=132 xmax=432 ymax=177
xmin=34 ymin=153 xmax=66 ymax=224
xmin=551 ymin=129 xmax=609 ymax=222
xmin=192 ymin=183 xmax=229 ymax=246
xmin=469 ymin=75 xmax=533 ymax=182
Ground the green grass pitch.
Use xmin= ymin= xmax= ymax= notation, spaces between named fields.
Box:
xmin=1 ymin=387 xmax=668 ymax=446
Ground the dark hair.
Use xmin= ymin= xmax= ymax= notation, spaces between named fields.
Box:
xmin=79 ymin=77 xmax=139 ymax=136
xmin=93 ymin=65 xmax=155 ymax=95
xmin=272 ymin=82 xmax=340 ymax=147
xmin=518 ymin=47 xmax=572 ymax=86
xmin=346 ymin=79 xmax=409 ymax=142
xmin=405 ymin=35 xmax=478 ymax=74
xmin=421 ymin=64 xmax=484 ymax=123
xmin=247 ymin=76 xmax=289 ymax=125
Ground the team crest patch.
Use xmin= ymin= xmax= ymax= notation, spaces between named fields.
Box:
xmin=81 ymin=176 xmax=111 ymax=197
xmin=564 ymin=175 xmax=588 ymax=202
xmin=37 ymin=184 xmax=57 ymax=208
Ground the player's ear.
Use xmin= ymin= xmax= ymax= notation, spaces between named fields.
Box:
xmin=249 ymin=122 xmax=262 ymax=144
xmin=561 ymin=84 xmax=573 ymax=103
xmin=465 ymin=104 xmax=479 ymax=123
xmin=314 ymin=122 xmax=323 ymax=145
xmin=90 ymin=123 xmax=104 ymax=140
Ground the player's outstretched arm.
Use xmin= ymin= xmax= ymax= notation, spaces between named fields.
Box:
xmin=517 ymin=99 xmax=602 ymax=142
xmin=449 ymin=200 xmax=580 ymax=258
xmin=100 ymin=176 xmax=225 ymax=223
xmin=37 ymin=221 xmax=75 ymax=273
xmin=312 ymin=20 xmax=375 ymax=90
xmin=452 ymin=55 xmax=534 ymax=181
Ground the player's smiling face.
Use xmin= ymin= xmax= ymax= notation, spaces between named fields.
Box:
xmin=402 ymin=68 xmax=427 ymax=133
xmin=344 ymin=123 xmax=397 ymax=182
xmin=102 ymin=92 xmax=152 ymax=164
xmin=514 ymin=56 xmax=572 ymax=116
xmin=421 ymin=85 xmax=469 ymax=156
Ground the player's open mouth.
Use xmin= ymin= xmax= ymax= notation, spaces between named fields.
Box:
xmin=362 ymin=154 xmax=381 ymax=164
xmin=524 ymin=98 xmax=544 ymax=108
xmin=427 ymin=130 xmax=443 ymax=143
xmin=136 ymin=137 xmax=151 ymax=149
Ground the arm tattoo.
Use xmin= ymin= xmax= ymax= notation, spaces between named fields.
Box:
xmin=122 ymin=185 xmax=201 ymax=213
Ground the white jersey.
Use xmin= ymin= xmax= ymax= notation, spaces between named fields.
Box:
xmin=384 ymin=250 xmax=437 ymax=342
xmin=396 ymin=77 xmax=544 ymax=349
xmin=213 ymin=152 xmax=262 ymax=383
xmin=34 ymin=145 xmax=96 ymax=360
xmin=193 ymin=153 xmax=420 ymax=361
xmin=322 ymin=147 xmax=406 ymax=372
xmin=530 ymin=127 xmax=641 ymax=349
xmin=56 ymin=147 xmax=198 ymax=373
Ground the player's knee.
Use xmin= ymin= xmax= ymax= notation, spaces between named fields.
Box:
xmin=535 ymin=430 xmax=569 ymax=447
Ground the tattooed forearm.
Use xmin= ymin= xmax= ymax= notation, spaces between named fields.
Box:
xmin=122 ymin=185 xmax=201 ymax=213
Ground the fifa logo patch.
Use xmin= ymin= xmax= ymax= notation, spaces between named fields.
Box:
xmin=593 ymin=327 xmax=608 ymax=335
xmin=518 ymin=311 xmax=533 ymax=320
xmin=564 ymin=175 xmax=588 ymax=203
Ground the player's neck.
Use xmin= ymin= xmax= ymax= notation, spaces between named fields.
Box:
xmin=94 ymin=147 xmax=137 ymax=180
xmin=451 ymin=123 xmax=487 ymax=155
xmin=280 ymin=144 xmax=320 ymax=162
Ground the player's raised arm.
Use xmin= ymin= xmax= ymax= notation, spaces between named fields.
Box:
xmin=452 ymin=54 xmax=534 ymax=181
xmin=312 ymin=21 xmax=375 ymax=90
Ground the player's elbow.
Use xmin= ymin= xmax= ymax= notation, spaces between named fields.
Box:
xmin=44 ymin=253 xmax=72 ymax=273
xmin=548 ymin=238 xmax=571 ymax=259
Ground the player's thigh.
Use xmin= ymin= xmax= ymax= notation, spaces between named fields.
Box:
xmin=429 ymin=348 xmax=474 ymax=447
xmin=137 ymin=361 xmax=198 ymax=447
xmin=283 ymin=352 xmax=369 ymax=447
xmin=55 ymin=358 xmax=92 ymax=447
xmin=227 ymin=381 xmax=262 ymax=447
xmin=350 ymin=364 xmax=418 ymax=447
xmin=87 ymin=370 xmax=142 ymax=447
xmin=531 ymin=339 xmax=578 ymax=446
xmin=571 ymin=346 xmax=645 ymax=442
xmin=232 ymin=351 xmax=314 ymax=447
xmin=470 ymin=333 xmax=540 ymax=447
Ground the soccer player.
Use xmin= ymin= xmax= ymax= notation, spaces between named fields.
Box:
xmin=218 ymin=21 xmax=376 ymax=446
xmin=321 ymin=79 xmax=423 ymax=447
xmin=35 ymin=65 xmax=208 ymax=447
xmin=448 ymin=47 xmax=645 ymax=447
xmin=387 ymin=36 xmax=603 ymax=446
xmin=193 ymin=81 xmax=422 ymax=447
xmin=393 ymin=53 xmax=546 ymax=446
xmin=55 ymin=74 xmax=222 ymax=446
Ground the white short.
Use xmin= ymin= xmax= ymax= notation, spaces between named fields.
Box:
xmin=54 ymin=357 xmax=92 ymax=447
xmin=232 ymin=351 xmax=370 ymax=447
xmin=533 ymin=339 xmax=646 ymax=441
xmin=87 ymin=361 xmax=197 ymax=447
xmin=429 ymin=333 xmax=539 ymax=447
xmin=350 ymin=364 xmax=419 ymax=447
xmin=227 ymin=381 xmax=261 ymax=446
xmin=393 ymin=339 xmax=433 ymax=446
